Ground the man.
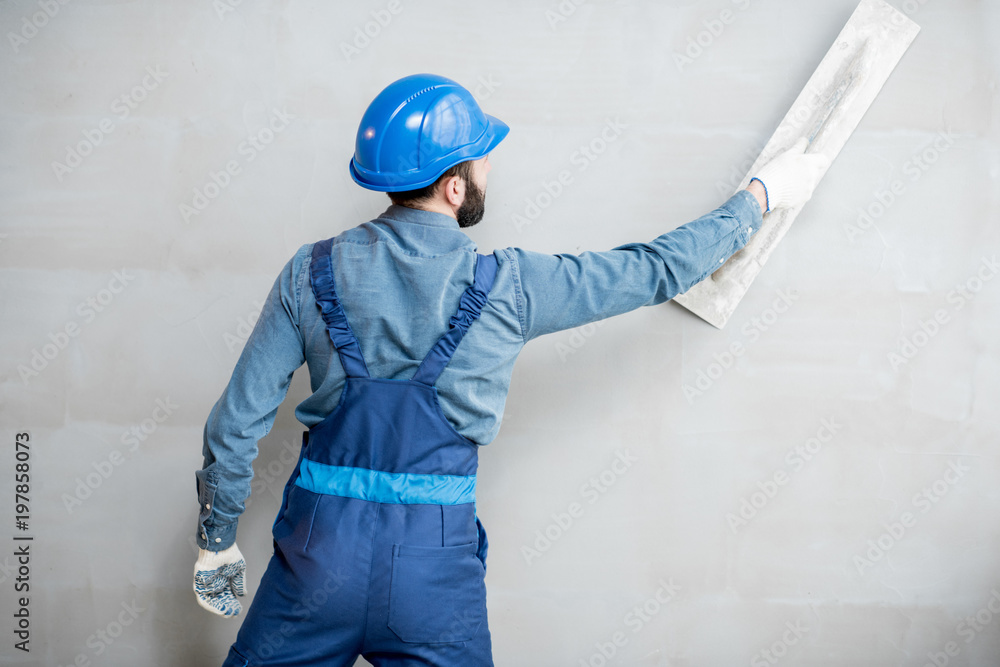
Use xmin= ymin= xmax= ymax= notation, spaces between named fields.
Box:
xmin=193 ymin=73 xmax=828 ymax=666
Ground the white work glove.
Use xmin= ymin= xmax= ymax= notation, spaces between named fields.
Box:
xmin=193 ymin=543 xmax=246 ymax=617
xmin=751 ymin=137 xmax=831 ymax=213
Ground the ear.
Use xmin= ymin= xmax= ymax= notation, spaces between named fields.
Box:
xmin=442 ymin=174 xmax=466 ymax=208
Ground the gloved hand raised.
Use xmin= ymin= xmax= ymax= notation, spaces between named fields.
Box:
xmin=193 ymin=543 xmax=246 ymax=617
xmin=750 ymin=137 xmax=831 ymax=213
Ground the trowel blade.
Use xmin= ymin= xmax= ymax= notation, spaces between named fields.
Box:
xmin=673 ymin=0 xmax=920 ymax=329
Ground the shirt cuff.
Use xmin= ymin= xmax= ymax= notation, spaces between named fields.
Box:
xmin=196 ymin=520 xmax=238 ymax=551
xmin=720 ymin=189 xmax=764 ymax=246
xmin=195 ymin=469 xmax=238 ymax=551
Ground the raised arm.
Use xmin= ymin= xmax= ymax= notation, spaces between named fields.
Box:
xmin=511 ymin=190 xmax=762 ymax=342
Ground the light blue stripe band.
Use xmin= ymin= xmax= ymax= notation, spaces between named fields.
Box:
xmin=295 ymin=459 xmax=476 ymax=505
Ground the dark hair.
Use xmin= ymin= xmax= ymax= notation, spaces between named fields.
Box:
xmin=387 ymin=160 xmax=476 ymax=207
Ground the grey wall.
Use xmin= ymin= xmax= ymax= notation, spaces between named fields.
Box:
xmin=2 ymin=0 xmax=997 ymax=665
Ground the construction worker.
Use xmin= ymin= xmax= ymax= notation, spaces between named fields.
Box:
xmin=193 ymin=73 xmax=829 ymax=666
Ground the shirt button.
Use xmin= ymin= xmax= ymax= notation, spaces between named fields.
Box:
xmin=719 ymin=258 xmax=724 ymax=263
xmin=204 ymin=503 xmax=210 ymax=510
xmin=201 ymin=533 xmax=207 ymax=540
xmin=215 ymin=538 xmax=222 ymax=543
xmin=748 ymin=227 xmax=753 ymax=233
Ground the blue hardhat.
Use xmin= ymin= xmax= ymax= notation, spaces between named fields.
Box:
xmin=349 ymin=73 xmax=509 ymax=192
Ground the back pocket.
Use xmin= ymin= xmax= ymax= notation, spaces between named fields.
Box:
xmin=387 ymin=541 xmax=486 ymax=644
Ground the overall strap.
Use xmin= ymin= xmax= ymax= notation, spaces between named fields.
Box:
xmin=411 ymin=252 xmax=499 ymax=386
xmin=310 ymin=238 xmax=370 ymax=378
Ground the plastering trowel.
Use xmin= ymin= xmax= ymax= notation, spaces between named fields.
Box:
xmin=673 ymin=0 xmax=920 ymax=329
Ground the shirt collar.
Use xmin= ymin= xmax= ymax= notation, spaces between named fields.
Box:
xmin=377 ymin=204 xmax=461 ymax=230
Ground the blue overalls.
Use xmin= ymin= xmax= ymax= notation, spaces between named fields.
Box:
xmin=222 ymin=238 xmax=498 ymax=667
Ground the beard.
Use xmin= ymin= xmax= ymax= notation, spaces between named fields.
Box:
xmin=456 ymin=177 xmax=486 ymax=228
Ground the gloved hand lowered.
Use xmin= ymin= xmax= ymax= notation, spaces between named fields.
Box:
xmin=750 ymin=137 xmax=831 ymax=213
xmin=193 ymin=543 xmax=246 ymax=617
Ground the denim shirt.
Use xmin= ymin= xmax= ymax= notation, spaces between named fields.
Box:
xmin=195 ymin=190 xmax=763 ymax=551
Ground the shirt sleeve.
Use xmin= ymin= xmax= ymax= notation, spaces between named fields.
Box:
xmin=195 ymin=244 xmax=310 ymax=551
xmin=509 ymin=190 xmax=763 ymax=342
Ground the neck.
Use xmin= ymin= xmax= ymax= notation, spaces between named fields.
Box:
xmin=404 ymin=198 xmax=456 ymax=220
